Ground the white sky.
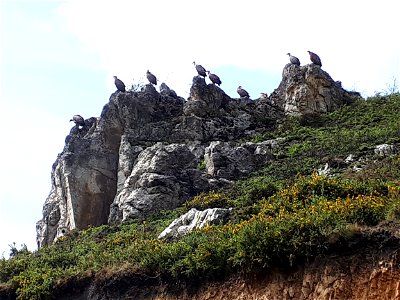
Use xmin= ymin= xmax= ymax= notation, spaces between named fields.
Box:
xmin=0 ymin=0 xmax=399 ymax=257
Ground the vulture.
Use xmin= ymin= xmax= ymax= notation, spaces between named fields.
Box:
xmin=207 ymin=71 xmax=222 ymax=86
xmin=307 ymin=51 xmax=322 ymax=67
xmin=287 ymin=53 xmax=300 ymax=66
xmin=113 ymin=76 xmax=126 ymax=92
xmin=193 ymin=61 xmax=207 ymax=77
xmin=237 ymin=86 xmax=250 ymax=98
xmin=146 ymin=70 xmax=157 ymax=85
xmin=70 ymin=115 xmax=85 ymax=127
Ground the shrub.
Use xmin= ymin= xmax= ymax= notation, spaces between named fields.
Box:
xmin=185 ymin=192 xmax=231 ymax=210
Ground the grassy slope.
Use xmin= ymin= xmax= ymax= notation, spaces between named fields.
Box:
xmin=2 ymin=93 xmax=400 ymax=300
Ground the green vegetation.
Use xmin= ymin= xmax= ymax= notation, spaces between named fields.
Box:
xmin=2 ymin=93 xmax=400 ymax=299
xmin=197 ymin=159 xmax=207 ymax=171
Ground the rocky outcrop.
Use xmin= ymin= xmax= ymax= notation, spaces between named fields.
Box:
xmin=37 ymin=66 xmax=355 ymax=246
xmin=374 ymin=143 xmax=398 ymax=156
xmin=36 ymin=116 xmax=120 ymax=246
xmin=204 ymin=139 xmax=283 ymax=179
xmin=158 ymin=207 xmax=232 ymax=240
xmin=108 ymin=139 xmax=285 ymax=224
xmin=269 ymin=64 xmax=360 ymax=115
xmin=109 ymin=142 xmax=209 ymax=223
xmin=37 ymin=87 xmax=186 ymax=247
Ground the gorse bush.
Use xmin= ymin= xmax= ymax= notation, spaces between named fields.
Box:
xmin=185 ymin=192 xmax=231 ymax=210
xmin=2 ymin=94 xmax=400 ymax=299
xmin=2 ymin=173 xmax=399 ymax=299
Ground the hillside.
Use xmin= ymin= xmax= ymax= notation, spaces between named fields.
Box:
xmin=1 ymin=66 xmax=400 ymax=299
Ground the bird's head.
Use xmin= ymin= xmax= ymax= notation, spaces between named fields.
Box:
xmin=287 ymin=53 xmax=291 ymax=56
xmin=238 ymin=86 xmax=242 ymax=89
xmin=307 ymin=51 xmax=311 ymax=55
xmin=113 ymin=76 xmax=117 ymax=80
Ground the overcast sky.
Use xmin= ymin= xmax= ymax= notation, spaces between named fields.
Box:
xmin=0 ymin=0 xmax=399 ymax=257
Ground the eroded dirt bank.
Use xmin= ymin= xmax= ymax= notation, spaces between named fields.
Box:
xmin=50 ymin=224 xmax=400 ymax=300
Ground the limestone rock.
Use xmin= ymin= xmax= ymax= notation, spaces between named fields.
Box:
xmin=109 ymin=139 xmax=283 ymax=223
xmin=345 ymin=154 xmax=357 ymax=163
xmin=37 ymin=90 xmax=184 ymax=247
xmin=36 ymin=116 xmax=119 ymax=247
xmin=108 ymin=142 xmax=209 ymax=223
xmin=184 ymin=76 xmax=230 ymax=117
xmin=318 ymin=163 xmax=331 ymax=176
xmin=37 ymin=64 xmax=354 ymax=246
xmin=269 ymin=64 xmax=360 ymax=115
xmin=158 ymin=208 xmax=232 ymax=240
xmin=160 ymin=82 xmax=178 ymax=98
xmin=374 ymin=143 xmax=398 ymax=156
xmin=204 ymin=139 xmax=283 ymax=179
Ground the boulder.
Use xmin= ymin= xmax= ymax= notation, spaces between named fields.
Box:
xmin=269 ymin=64 xmax=360 ymax=115
xmin=374 ymin=144 xmax=398 ymax=156
xmin=158 ymin=208 xmax=232 ymax=241
xmin=185 ymin=76 xmax=230 ymax=117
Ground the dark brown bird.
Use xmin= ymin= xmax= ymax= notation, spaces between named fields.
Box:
xmin=307 ymin=51 xmax=322 ymax=67
xmin=113 ymin=76 xmax=126 ymax=92
xmin=193 ymin=61 xmax=207 ymax=77
xmin=146 ymin=70 xmax=157 ymax=85
xmin=287 ymin=53 xmax=300 ymax=66
xmin=237 ymin=86 xmax=250 ymax=98
xmin=70 ymin=115 xmax=85 ymax=127
xmin=207 ymin=71 xmax=222 ymax=86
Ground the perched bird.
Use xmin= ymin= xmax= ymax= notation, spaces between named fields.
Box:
xmin=207 ymin=71 xmax=222 ymax=86
xmin=287 ymin=53 xmax=300 ymax=66
xmin=193 ymin=61 xmax=207 ymax=77
xmin=146 ymin=70 xmax=157 ymax=85
xmin=113 ymin=76 xmax=126 ymax=92
xmin=70 ymin=115 xmax=85 ymax=127
xmin=307 ymin=51 xmax=322 ymax=67
xmin=237 ymin=86 xmax=250 ymax=98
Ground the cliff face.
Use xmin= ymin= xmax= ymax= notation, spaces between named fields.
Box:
xmin=36 ymin=65 xmax=356 ymax=247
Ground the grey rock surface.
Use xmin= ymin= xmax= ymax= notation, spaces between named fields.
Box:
xmin=37 ymin=66 xmax=355 ymax=246
xmin=269 ymin=64 xmax=360 ymax=115
xmin=109 ymin=138 xmax=285 ymax=223
xmin=204 ymin=139 xmax=284 ymax=180
xmin=374 ymin=143 xmax=398 ymax=156
xmin=109 ymin=142 xmax=208 ymax=223
xmin=158 ymin=208 xmax=232 ymax=241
